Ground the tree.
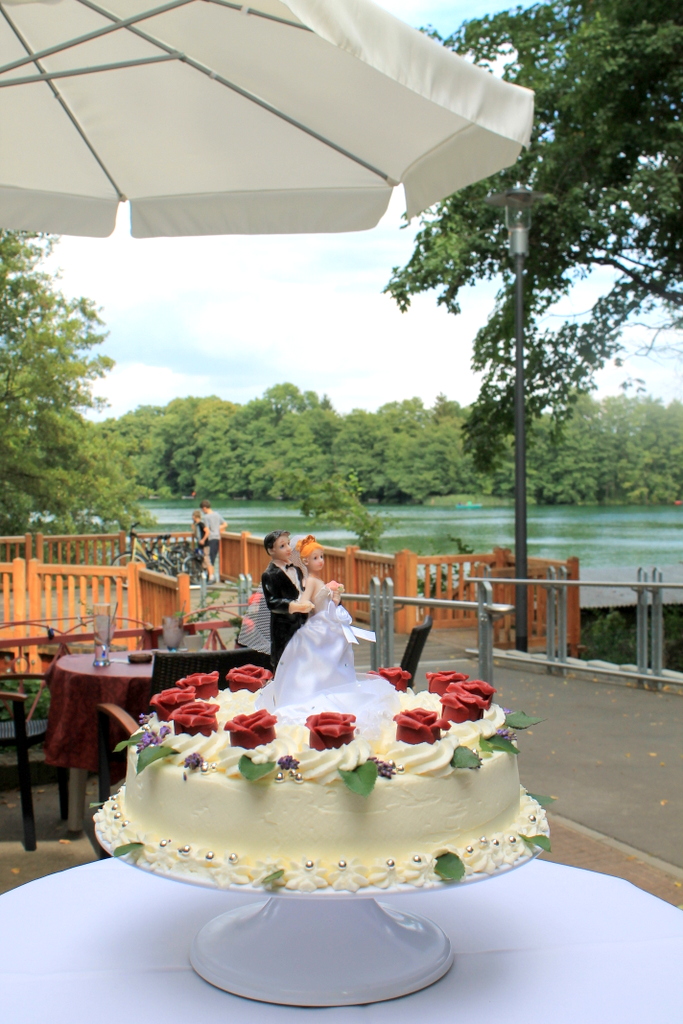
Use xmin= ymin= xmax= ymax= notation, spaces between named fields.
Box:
xmin=278 ymin=469 xmax=386 ymax=549
xmin=0 ymin=232 xmax=145 ymax=533
xmin=385 ymin=0 xmax=683 ymax=468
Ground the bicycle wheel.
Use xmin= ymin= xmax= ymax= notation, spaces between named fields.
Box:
xmin=144 ymin=555 xmax=177 ymax=577
xmin=182 ymin=553 xmax=205 ymax=586
xmin=110 ymin=551 xmax=147 ymax=568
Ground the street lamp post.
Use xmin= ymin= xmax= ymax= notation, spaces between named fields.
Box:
xmin=485 ymin=185 xmax=546 ymax=652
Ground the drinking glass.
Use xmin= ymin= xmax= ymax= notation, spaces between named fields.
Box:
xmin=162 ymin=616 xmax=185 ymax=651
xmin=93 ymin=603 xmax=113 ymax=667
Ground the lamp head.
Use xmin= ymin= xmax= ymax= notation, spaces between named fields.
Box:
xmin=485 ymin=184 xmax=547 ymax=256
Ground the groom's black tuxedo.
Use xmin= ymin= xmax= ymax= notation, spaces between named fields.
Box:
xmin=261 ymin=561 xmax=307 ymax=669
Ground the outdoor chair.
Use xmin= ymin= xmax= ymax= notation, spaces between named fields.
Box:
xmin=400 ymin=616 xmax=433 ymax=684
xmin=0 ymin=674 xmax=68 ymax=851
xmin=150 ymin=647 xmax=272 ymax=697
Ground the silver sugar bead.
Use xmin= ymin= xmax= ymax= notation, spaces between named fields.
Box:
xmin=479 ymin=836 xmax=488 ymax=845
xmin=113 ymin=812 xmax=121 ymax=819
xmin=111 ymin=803 xmax=118 ymax=811
xmin=386 ymin=859 xmax=395 ymax=868
xmin=388 ymin=761 xmax=396 ymax=769
xmin=338 ymin=859 xmax=347 ymax=869
xmin=508 ymin=836 xmax=517 ymax=844
xmin=159 ymin=840 xmax=168 ymax=847
xmin=200 ymin=763 xmax=209 ymax=774
xmin=228 ymin=852 xmax=238 ymax=863
xmin=305 ymin=860 xmax=314 ymax=869
xmin=466 ymin=846 xmax=474 ymax=854
xmin=492 ymin=839 xmax=500 ymax=847
xmin=396 ymin=765 xmax=405 ymax=773
xmin=122 ymin=820 xmax=129 ymax=827
xmin=288 ymin=769 xmax=297 ymax=778
xmin=412 ymin=855 xmax=422 ymax=864
xmin=180 ymin=845 xmax=190 ymax=854
xmin=294 ymin=772 xmax=304 ymax=783
xmin=205 ymin=852 xmax=215 ymax=861
xmin=275 ymin=771 xmax=285 ymax=782
xmin=529 ymin=814 xmax=537 ymax=823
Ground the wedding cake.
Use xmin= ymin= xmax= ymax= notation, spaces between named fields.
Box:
xmin=95 ymin=663 xmax=549 ymax=891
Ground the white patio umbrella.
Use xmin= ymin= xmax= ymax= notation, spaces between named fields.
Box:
xmin=0 ymin=0 xmax=533 ymax=237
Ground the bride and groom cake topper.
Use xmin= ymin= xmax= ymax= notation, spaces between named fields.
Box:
xmin=258 ymin=531 xmax=386 ymax=722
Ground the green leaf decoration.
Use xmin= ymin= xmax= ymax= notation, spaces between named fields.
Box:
xmin=521 ymin=834 xmax=552 ymax=853
xmin=451 ymin=746 xmax=482 ymax=770
xmin=261 ymin=869 xmax=285 ymax=887
xmin=339 ymin=760 xmax=378 ymax=797
xmin=505 ymin=711 xmax=543 ymax=730
xmin=435 ymin=852 xmax=465 ymax=881
xmin=480 ymin=735 xmax=518 ymax=755
xmin=113 ymin=842 xmax=144 ymax=858
xmin=136 ymin=744 xmax=179 ymax=774
xmin=89 ymin=801 xmax=104 ymax=808
xmin=238 ymin=755 xmax=277 ymax=781
xmin=114 ymin=731 xmax=143 ymax=752
xmin=528 ymin=793 xmax=557 ymax=808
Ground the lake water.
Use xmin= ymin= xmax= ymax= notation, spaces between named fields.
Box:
xmin=140 ymin=500 xmax=683 ymax=570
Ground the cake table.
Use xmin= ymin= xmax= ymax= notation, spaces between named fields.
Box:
xmin=2 ymin=857 xmax=681 ymax=1022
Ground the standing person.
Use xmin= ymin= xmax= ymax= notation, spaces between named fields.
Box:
xmin=191 ymin=509 xmax=211 ymax=577
xmin=200 ymin=499 xmax=226 ymax=584
xmin=261 ymin=530 xmax=314 ymax=669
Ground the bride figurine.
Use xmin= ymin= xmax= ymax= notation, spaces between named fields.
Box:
xmin=257 ymin=536 xmax=399 ymax=733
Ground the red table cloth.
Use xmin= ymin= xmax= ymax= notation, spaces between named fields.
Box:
xmin=45 ymin=654 xmax=153 ymax=773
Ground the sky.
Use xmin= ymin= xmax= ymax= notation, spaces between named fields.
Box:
xmin=42 ymin=0 xmax=682 ymax=420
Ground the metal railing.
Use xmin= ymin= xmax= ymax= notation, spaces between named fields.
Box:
xmin=468 ymin=568 xmax=680 ymax=690
xmin=348 ymin=577 xmax=513 ymax=683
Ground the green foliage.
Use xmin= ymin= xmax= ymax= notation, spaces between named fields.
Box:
xmin=385 ymin=0 xmax=683 ymax=468
xmin=103 ymin=386 xmax=683 ymax=514
xmin=136 ymin=744 xmax=178 ymax=774
xmin=0 ymin=232 xmax=146 ymax=533
xmin=520 ymin=834 xmax=552 ymax=853
xmin=434 ymin=852 xmax=465 ymax=881
xmin=338 ymin=760 xmax=378 ymax=796
xmin=480 ymin=735 xmax=519 ymax=755
xmin=450 ymin=745 xmax=482 ymax=769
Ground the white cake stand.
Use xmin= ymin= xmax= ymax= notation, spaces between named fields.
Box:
xmin=97 ymin=829 xmax=537 ymax=1006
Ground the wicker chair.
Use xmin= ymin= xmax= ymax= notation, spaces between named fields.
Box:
xmin=0 ymin=675 xmax=68 ymax=851
xmin=400 ymin=615 xmax=433 ymax=684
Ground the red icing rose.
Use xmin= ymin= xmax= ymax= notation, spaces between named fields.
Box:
xmin=306 ymin=712 xmax=357 ymax=751
xmin=439 ymin=681 xmax=495 ymax=723
xmin=226 ymin=664 xmax=273 ymax=693
xmin=460 ymin=678 xmax=496 ymax=702
xmin=393 ymin=708 xmax=451 ymax=745
xmin=369 ymin=667 xmax=412 ymax=692
xmin=426 ymin=671 xmax=471 ymax=696
xmin=169 ymin=700 xmax=219 ymax=737
xmin=224 ymin=709 xmax=278 ymax=749
xmin=149 ymin=686 xmax=197 ymax=720
xmin=176 ymin=671 xmax=220 ymax=700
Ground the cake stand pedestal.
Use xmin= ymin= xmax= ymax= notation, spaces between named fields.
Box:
xmin=190 ymin=892 xmax=453 ymax=1005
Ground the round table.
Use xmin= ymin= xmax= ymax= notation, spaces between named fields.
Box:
xmin=44 ymin=653 xmax=153 ymax=828
xmin=1 ymin=858 xmax=681 ymax=1021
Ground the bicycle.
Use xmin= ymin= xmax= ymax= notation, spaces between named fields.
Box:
xmin=110 ymin=524 xmax=176 ymax=575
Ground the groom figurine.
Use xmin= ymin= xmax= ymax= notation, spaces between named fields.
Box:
xmin=261 ymin=530 xmax=314 ymax=669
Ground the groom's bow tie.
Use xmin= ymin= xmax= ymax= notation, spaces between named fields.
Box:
xmin=285 ymin=563 xmax=295 ymax=569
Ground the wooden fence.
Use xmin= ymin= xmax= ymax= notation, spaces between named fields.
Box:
xmin=218 ymin=532 xmax=580 ymax=650
xmin=33 ymin=529 xmax=193 ymax=566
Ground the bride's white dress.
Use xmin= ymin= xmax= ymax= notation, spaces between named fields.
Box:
xmin=257 ymin=587 xmax=399 ymax=737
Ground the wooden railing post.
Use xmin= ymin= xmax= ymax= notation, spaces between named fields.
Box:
xmin=35 ymin=533 xmax=44 ymax=562
xmin=240 ymin=531 xmax=251 ymax=577
xmin=12 ymin=558 xmax=26 ymax=642
xmin=119 ymin=531 xmax=127 ymax=556
xmin=127 ymin=561 xmax=141 ymax=624
xmin=345 ymin=546 xmax=359 ymax=618
xmin=27 ymin=558 xmax=41 ymax=623
xmin=24 ymin=533 xmax=32 ymax=560
xmin=178 ymin=573 xmax=191 ymax=617
xmin=394 ymin=549 xmax=418 ymax=634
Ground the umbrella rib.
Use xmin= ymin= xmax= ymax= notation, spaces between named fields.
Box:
xmin=0 ymin=0 xmax=195 ymax=77
xmin=0 ymin=54 xmax=180 ymax=88
xmin=0 ymin=6 xmax=126 ymax=201
xmin=75 ymin=0 xmax=396 ymax=185
xmin=206 ymin=0 xmax=312 ymax=32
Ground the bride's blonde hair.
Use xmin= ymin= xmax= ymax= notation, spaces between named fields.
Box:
xmin=296 ymin=534 xmax=322 ymax=559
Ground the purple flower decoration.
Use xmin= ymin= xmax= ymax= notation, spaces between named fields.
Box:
xmin=502 ymin=708 xmax=512 ymax=715
xmin=369 ymin=757 xmax=395 ymax=779
xmin=136 ymin=723 xmax=172 ymax=752
xmin=277 ymin=755 xmax=300 ymax=771
xmin=496 ymin=727 xmax=517 ymax=742
xmin=183 ymin=752 xmax=204 ymax=771
xmin=138 ymin=713 xmax=152 ymax=725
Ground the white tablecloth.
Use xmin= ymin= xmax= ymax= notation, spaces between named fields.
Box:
xmin=2 ymin=858 xmax=681 ymax=1022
